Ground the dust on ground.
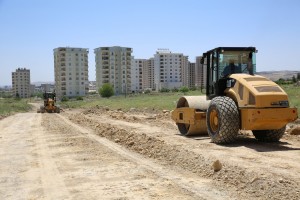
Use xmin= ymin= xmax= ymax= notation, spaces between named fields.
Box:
xmin=0 ymin=104 xmax=300 ymax=199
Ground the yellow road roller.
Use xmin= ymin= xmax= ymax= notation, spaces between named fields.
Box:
xmin=171 ymin=47 xmax=298 ymax=143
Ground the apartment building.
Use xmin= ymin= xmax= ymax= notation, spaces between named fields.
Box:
xmin=94 ymin=46 xmax=132 ymax=95
xmin=144 ymin=58 xmax=155 ymax=91
xmin=54 ymin=47 xmax=89 ymax=99
xmin=12 ymin=68 xmax=31 ymax=98
xmin=154 ymin=49 xmax=188 ymax=91
xmin=181 ymin=56 xmax=192 ymax=88
xmin=195 ymin=56 xmax=207 ymax=90
xmin=187 ymin=62 xmax=195 ymax=88
xmin=131 ymin=58 xmax=147 ymax=93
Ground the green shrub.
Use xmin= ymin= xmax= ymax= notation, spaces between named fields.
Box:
xmin=89 ymin=91 xmax=97 ymax=95
xmin=76 ymin=96 xmax=83 ymax=101
xmin=99 ymin=83 xmax=114 ymax=98
xmin=179 ymin=86 xmax=189 ymax=93
xmin=190 ymin=86 xmax=197 ymax=91
xmin=172 ymin=88 xmax=179 ymax=92
xmin=144 ymin=89 xmax=151 ymax=94
xmin=61 ymin=96 xmax=69 ymax=102
xmin=160 ymin=88 xmax=170 ymax=93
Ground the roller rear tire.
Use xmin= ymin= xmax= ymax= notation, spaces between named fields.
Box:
xmin=252 ymin=126 xmax=286 ymax=142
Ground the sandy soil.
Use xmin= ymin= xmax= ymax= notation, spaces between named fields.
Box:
xmin=0 ymin=104 xmax=300 ymax=199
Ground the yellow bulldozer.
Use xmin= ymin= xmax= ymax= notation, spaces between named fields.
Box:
xmin=171 ymin=47 xmax=298 ymax=143
xmin=37 ymin=92 xmax=60 ymax=113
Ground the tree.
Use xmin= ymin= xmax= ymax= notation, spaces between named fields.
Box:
xmin=99 ymin=83 xmax=114 ymax=98
xmin=292 ymin=75 xmax=297 ymax=83
xmin=297 ymin=73 xmax=300 ymax=80
xmin=275 ymin=78 xmax=285 ymax=85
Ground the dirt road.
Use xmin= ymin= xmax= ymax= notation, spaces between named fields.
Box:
xmin=0 ymin=106 xmax=300 ymax=199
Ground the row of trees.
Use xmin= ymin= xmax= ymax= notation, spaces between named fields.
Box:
xmin=275 ymin=73 xmax=300 ymax=85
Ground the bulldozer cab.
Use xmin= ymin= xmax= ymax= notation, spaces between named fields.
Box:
xmin=43 ymin=92 xmax=56 ymax=101
xmin=201 ymin=47 xmax=257 ymax=100
xmin=43 ymin=92 xmax=56 ymax=107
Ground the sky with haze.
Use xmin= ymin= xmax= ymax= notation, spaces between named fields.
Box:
xmin=0 ymin=0 xmax=300 ymax=86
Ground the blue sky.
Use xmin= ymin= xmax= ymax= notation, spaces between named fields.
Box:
xmin=1 ymin=0 xmax=300 ymax=86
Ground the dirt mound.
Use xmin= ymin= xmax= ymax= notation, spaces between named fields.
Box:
xmin=64 ymin=110 xmax=300 ymax=200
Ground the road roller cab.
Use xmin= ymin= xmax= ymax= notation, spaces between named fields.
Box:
xmin=171 ymin=47 xmax=298 ymax=144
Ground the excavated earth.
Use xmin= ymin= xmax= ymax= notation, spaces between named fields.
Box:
xmin=0 ymin=104 xmax=300 ymax=199
xmin=64 ymin=106 xmax=300 ymax=200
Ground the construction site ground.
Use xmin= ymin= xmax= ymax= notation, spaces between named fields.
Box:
xmin=0 ymin=103 xmax=300 ymax=200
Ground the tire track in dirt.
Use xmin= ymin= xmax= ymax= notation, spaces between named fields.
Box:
xmin=55 ymin=113 xmax=232 ymax=200
xmin=0 ymin=113 xmax=70 ymax=199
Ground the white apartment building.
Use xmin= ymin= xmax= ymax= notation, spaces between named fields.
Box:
xmin=54 ymin=47 xmax=89 ymax=99
xmin=154 ymin=49 xmax=188 ymax=91
xmin=94 ymin=46 xmax=132 ymax=95
xmin=12 ymin=68 xmax=31 ymax=98
xmin=195 ymin=56 xmax=207 ymax=90
xmin=131 ymin=58 xmax=147 ymax=93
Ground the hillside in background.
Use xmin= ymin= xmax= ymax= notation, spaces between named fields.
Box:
xmin=257 ymin=70 xmax=300 ymax=81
